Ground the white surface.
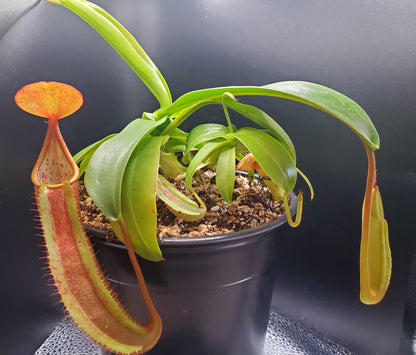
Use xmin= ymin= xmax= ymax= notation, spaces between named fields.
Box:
xmin=36 ymin=309 xmax=354 ymax=355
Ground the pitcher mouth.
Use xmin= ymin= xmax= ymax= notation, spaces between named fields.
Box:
xmin=31 ymin=118 xmax=79 ymax=189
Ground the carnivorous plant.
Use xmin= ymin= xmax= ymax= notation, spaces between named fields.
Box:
xmin=16 ymin=0 xmax=391 ymax=353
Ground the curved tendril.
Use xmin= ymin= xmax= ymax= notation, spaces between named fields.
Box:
xmin=296 ymin=167 xmax=314 ymax=200
xmin=283 ymin=191 xmax=303 ymax=227
xmin=221 ymin=92 xmax=237 ymax=133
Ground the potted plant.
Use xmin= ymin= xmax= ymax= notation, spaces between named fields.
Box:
xmin=14 ymin=0 xmax=392 ymax=354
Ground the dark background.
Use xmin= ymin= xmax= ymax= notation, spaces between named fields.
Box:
xmin=1 ymin=0 xmax=415 ymax=354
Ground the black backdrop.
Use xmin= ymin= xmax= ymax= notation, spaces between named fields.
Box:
xmin=1 ymin=1 xmax=415 ymax=354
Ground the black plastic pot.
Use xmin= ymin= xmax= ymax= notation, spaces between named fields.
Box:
xmin=90 ymin=193 xmax=296 ymax=355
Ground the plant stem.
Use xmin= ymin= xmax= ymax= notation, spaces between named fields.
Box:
xmin=221 ymin=94 xmax=234 ymax=133
xmin=159 ymin=101 xmax=215 ymax=136
xmin=119 ymin=219 xmax=162 ymax=345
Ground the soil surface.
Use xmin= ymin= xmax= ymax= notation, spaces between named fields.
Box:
xmin=79 ymin=170 xmax=285 ymax=241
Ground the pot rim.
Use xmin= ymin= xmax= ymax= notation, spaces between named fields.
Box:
xmin=86 ymin=191 xmax=297 ymax=249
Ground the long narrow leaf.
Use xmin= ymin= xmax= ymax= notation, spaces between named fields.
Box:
xmin=85 ymin=118 xmax=165 ymax=220
xmin=74 ymin=134 xmax=116 ymax=175
xmin=155 ymin=81 xmax=379 ymax=150
xmin=112 ymin=136 xmax=164 ymax=262
xmin=222 ymin=95 xmax=296 ymax=160
xmin=51 ymin=0 xmax=171 ymax=108
xmin=73 ymin=134 xmax=116 ymax=163
xmin=216 ymin=145 xmax=236 ymax=203
xmin=185 ymin=140 xmax=228 ymax=191
xmin=84 ymin=1 xmax=171 ymax=104
xmin=161 ymin=128 xmax=188 ymax=153
xmin=186 ymin=124 xmax=229 ymax=152
xmin=232 ymin=128 xmax=297 ymax=193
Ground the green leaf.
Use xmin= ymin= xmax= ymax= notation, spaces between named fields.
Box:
xmin=216 ymin=145 xmax=236 ymax=203
xmin=73 ymin=137 xmax=109 ymax=163
xmin=84 ymin=118 xmax=165 ymax=220
xmin=170 ymin=127 xmax=188 ymax=140
xmin=155 ymin=81 xmax=379 ymax=150
xmin=112 ymin=136 xmax=164 ymax=262
xmin=74 ymin=134 xmax=116 ymax=175
xmin=186 ymin=124 xmax=229 ymax=152
xmin=185 ymin=140 xmax=228 ymax=191
xmin=265 ymin=81 xmax=380 ymax=148
xmin=54 ymin=0 xmax=171 ymax=108
xmin=161 ymin=128 xmax=188 ymax=153
xmin=232 ymin=127 xmax=297 ymax=193
xmin=222 ymin=95 xmax=296 ymax=160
